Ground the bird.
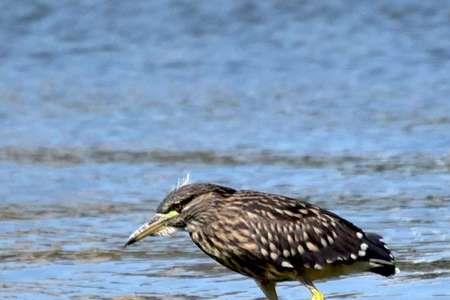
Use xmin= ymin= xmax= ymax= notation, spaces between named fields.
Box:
xmin=125 ymin=180 xmax=396 ymax=300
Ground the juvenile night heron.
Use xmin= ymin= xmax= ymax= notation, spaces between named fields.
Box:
xmin=125 ymin=181 xmax=396 ymax=300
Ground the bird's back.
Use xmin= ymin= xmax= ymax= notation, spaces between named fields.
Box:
xmin=185 ymin=189 xmax=396 ymax=282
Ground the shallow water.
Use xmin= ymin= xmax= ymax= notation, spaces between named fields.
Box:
xmin=1 ymin=1 xmax=450 ymax=299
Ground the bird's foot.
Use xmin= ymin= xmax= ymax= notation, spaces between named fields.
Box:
xmin=310 ymin=288 xmax=324 ymax=300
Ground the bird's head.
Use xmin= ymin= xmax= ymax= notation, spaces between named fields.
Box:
xmin=124 ymin=182 xmax=235 ymax=247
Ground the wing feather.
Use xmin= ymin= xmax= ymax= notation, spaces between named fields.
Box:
xmin=223 ymin=191 xmax=367 ymax=269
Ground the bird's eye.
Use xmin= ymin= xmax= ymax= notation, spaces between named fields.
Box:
xmin=171 ymin=196 xmax=196 ymax=213
xmin=171 ymin=203 xmax=182 ymax=212
xmin=169 ymin=201 xmax=184 ymax=213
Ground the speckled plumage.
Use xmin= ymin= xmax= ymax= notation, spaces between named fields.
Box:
xmin=126 ymin=182 xmax=396 ymax=300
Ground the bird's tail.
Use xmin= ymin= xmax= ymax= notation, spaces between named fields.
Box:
xmin=364 ymin=232 xmax=397 ymax=277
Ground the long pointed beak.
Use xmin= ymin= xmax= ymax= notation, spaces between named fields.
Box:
xmin=124 ymin=210 xmax=179 ymax=247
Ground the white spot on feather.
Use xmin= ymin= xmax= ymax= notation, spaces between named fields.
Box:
xmin=270 ymin=252 xmax=278 ymax=260
xmin=314 ymin=264 xmax=323 ymax=270
xmin=287 ymin=234 xmax=294 ymax=244
xmin=306 ymin=242 xmax=319 ymax=252
xmin=260 ymin=236 xmax=267 ymax=245
xmin=281 ymin=261 xmax=294 ymax=268
xmin=313 ymin=226 xmax=322 ymax=235
xmin=326 ymin=235 xmax=334 ymax=244
xmin=269 ymin=242 xmax=277 ymax=251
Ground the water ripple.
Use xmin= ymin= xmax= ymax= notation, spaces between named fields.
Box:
xmin=1 ymin=147 xmax=450 ymax=173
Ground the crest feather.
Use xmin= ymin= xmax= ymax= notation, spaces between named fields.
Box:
xmin=175 ymin=173 xmax=191 ymax=190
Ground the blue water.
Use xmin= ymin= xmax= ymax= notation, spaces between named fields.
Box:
xmin=1 ymin=1 xmax=450 ymax=299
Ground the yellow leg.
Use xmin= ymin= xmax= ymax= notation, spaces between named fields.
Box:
xmin=310 ymin=287 xmax=324 ymax=300
xmin=303 ymin=280 xmax=325 ymax=300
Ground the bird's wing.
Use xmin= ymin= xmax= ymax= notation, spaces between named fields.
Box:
xmin=216 ymin=191 xmax=370 ymax=271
